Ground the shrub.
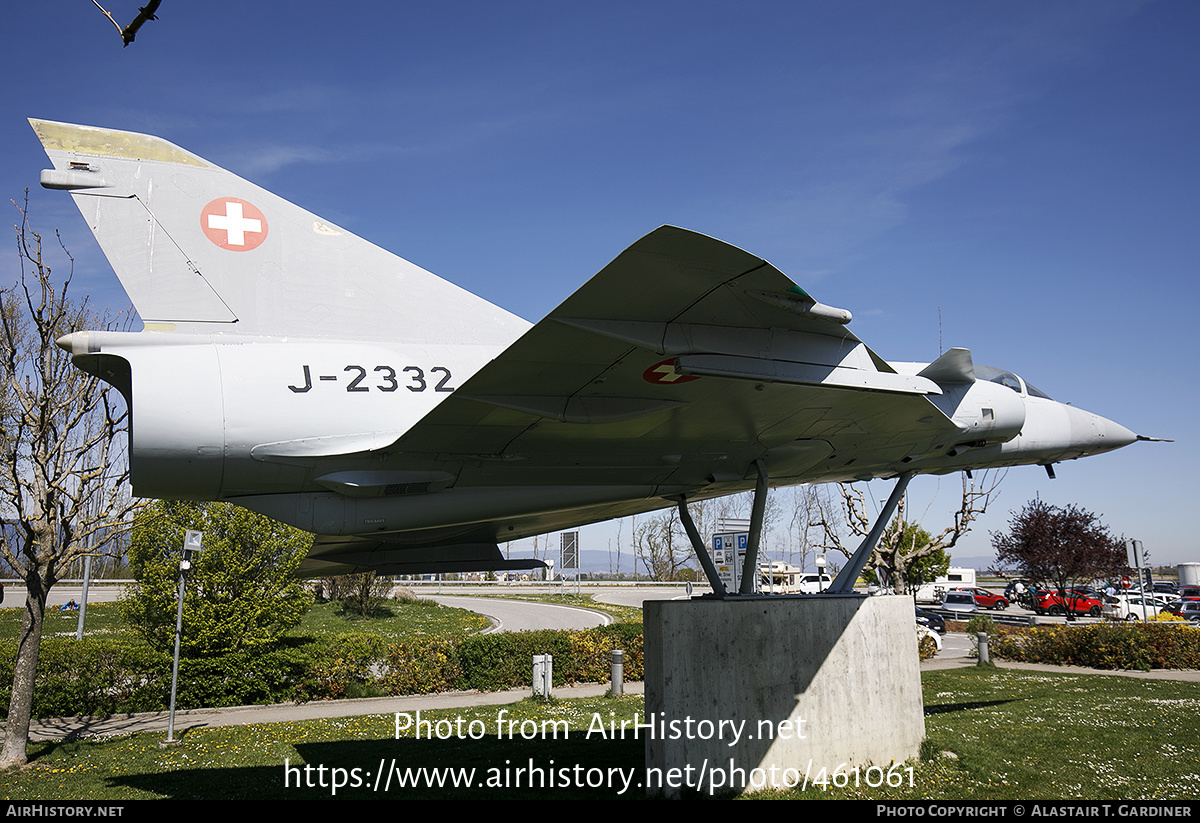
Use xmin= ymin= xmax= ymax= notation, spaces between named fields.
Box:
xmin=173 ymin=645 xmax=313 ymax=709
xmin=0 ymin=620 xmax=647 ymax=716
xmin=380 ymin=636 xmax=461 ymax=695
xmin=567 ymin=623 xmax=644 ymax=684
xmin=453 ymin=630 xmax=573 ymax=692
xmin=300 ymin=633 xmax=387 ymax=700
xmin=318 ymin=573 xmax=394 ymax=616
xmin=0 ymin=635 xmax=349 ymax=717
xmin=918 ymin=633 xmax=938 ymax=661
xmin=990 ymin=622 xmax=1200 ymax=670
xmin=378 ymin=624 xmax=644 ymax=695
xmin=121 ymin=501 xmax=312 ymax=656
xmin=965 ymin=614 xmax=995 ymax=635
xmin=0 ymin=638 xmax=166 ymax=719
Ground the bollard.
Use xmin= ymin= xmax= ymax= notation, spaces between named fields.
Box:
xmin=532 ymin=653 xmax=553 ymax=697
xmin=610 ymin=649 xmax=624 ymax=696
xmin=976 ymin=632 xmax=990 ymax=665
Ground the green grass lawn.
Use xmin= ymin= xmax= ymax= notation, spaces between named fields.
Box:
xmin=1 ymin=591 xmax=626 ymax=645
xmin=292 ymin=598 xmax=489 ymax=641
xmin=767 ymin=667 xmax=1200 ymax=800
xmin=0 ymin=602 xmax=128 ymax=639
xmin=0 ymin=595 xmax=491 ymax=646
xmin=1 ymin=667 xmax=1196 ymax=800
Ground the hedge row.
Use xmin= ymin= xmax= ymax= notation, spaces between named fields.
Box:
xmin=989 ymin=622 xmax=1200 ymax=670
xmin=0 ymin=637 xmax=330 ymax=718
xmin=382 ymin=623 xmax=644 ymax=695
xmin=0 ymin=623 xmax=644 ymax=719
xmin=0 ymin=638 xmax=167 ymax=719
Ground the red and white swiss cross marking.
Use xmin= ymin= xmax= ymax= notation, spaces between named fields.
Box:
xmin=201 ymin=197 xmax=268 ymax=251
xmin=642 ymin=358 xmax=700 ymax=385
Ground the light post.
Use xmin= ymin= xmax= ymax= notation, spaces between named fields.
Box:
xmin=164 ymin=529 xmax=203 ymax=745
xmin=1127 ymin=539 xmax=1149 ymax=620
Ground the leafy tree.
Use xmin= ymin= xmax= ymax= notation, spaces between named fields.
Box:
xmin=671 ymin=566 xmax=698 ymax=583
xmin=905 ymin=542 xmax=951 ymax=591
xmin=0 ymin=198 xmax=137 ymax=768
xmin=860 ymin=523 xmax=950 ymax=591
xmin=120 ymin=500 xmax=312 ymax=656
xmin=990 ymin=499 xmax=1125 ymax=604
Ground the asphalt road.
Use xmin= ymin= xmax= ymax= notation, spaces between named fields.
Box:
xmin=424 ymin=595 xmax=612 ymax=632
xmin=1 ymin=584 xmax=126 ymax=607
xmin=591 ymin=587 xmax=699 ymax=608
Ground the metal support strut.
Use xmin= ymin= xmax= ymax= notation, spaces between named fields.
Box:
xmin=676 ymin=458 xmax=770 ymax=598
xmin=827 ymin=472 xmax=914 ymax=594
xmin=739 ymin=459 xmax=769 ymax=595
xmin=676 ymin=498 xmax=727 ymax=598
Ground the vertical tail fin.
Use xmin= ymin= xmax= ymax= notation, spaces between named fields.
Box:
xmin=31 ymin=119 xmax=524 ymax=343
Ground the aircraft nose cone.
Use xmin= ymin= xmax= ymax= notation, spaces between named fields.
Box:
xmin=1090 ymin=412 xmax=1137 ymax=452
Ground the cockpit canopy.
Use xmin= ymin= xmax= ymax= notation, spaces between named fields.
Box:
xmin=975 ymin=365 xmax=1052 ymax=400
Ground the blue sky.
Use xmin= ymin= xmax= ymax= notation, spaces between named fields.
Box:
xmin=2 ymin=1 xmax=1196 ymax=568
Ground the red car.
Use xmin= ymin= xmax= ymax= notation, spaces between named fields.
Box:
xmin=1031 ymin=589 xmax=1103 ymax=617
xmin=951 ymin=587 xmax=1009 ymax=610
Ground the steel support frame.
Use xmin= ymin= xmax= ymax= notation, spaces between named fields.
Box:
xmin=676 ymin=498 xmax=727 ymax=597
xmin=677 ymin=459 xmax=770 ymax=598
xmin=739 ymin=459 xmax=769 ymax=595
xmin=679 ymin=466 xmax=913 ymax=598
xmin=827 ymin=472 xmax=914 ymax=594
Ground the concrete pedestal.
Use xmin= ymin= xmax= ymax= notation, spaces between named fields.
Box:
xmin=643 ymin=594 xmax=924 ymax=796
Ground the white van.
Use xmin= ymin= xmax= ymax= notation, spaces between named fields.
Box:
xmin=758 ymin=562 xmax=831 ymax=593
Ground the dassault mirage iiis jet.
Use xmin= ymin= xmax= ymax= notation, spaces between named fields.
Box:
xmin=33 ymin=119 xmax=1154 ymax=590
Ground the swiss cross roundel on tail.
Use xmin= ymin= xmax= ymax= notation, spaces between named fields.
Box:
xmin=201 ymin=197 xmax=269 ymax=251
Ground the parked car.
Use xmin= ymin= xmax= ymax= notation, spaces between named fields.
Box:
xmin=951 ymin=586 xmax=1009 ymax=610
xmin=1115 ymin=590 xmax=1175 ymax=610
xmin=941 ymin=591 xmax=979 ymax=615
xmin=917 ymin=624 xmax=942 ymax=652
xmin=916 ymin=607 xmax=946 ymax=635
xmin=1180 ymin=601 xmax=1200 ymax=623
xmin=1102 ymin=595 xmax=1165 ymax=621
xmin=1031 ymin=589 xmax=1104 ymax=617
xmin=796 ymin=573 xmax=832 ymax=594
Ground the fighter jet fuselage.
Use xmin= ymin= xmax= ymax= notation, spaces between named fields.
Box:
xmin=35 ymin=119 xmax=1145 ymax=575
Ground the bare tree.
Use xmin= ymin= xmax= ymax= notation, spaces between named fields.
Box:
xmin=634 ymin=509 xmax=689 ymax=581
xmin=816 ymin=471 xmax=1003 ymax=594
xmin=785 ymin=484 xmax=841 ymax=571
xmin=91 ymin=0 xmax=163 ymax=46
xmin=319 ymin=572 xmax=394 ymax=616
xmin=632 ymin=490 xmax=786 ymax=583
xmin=0 ymin=197 xmax=138 ymax=768
xmin=611 ymin=516 xmax=624 ymax=578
